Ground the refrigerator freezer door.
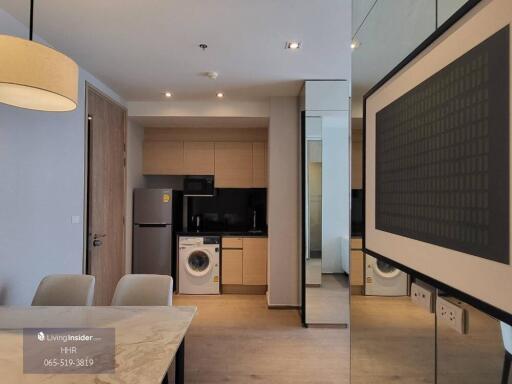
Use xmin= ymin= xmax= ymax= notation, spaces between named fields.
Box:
xmin=134 ymin=189 xmax=173 ymax=224
xmin=133 ymin=225 xmax=172 ymax=275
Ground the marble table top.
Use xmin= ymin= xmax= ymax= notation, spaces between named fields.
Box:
xmin=0 ymin=305 xmax=196 ymax=383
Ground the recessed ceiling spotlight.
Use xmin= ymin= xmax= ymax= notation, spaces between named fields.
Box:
xmin=164 ymin=91 xmax=172 ymax=98
xmin=216 ymin=92 xmax=224 ymax=98
xmin=285 ymin=41 xmax=301 ymax=50
xmin=351 ymin=39 xmax=361 ymax=50
xmin=207 ymin=71 xmax=219 ymax=80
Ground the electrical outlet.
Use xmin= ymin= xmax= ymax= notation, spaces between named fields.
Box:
xmin=436 ymin=297 xmax=467 ymax=334
xmin=410 ymin=282 xmax=434 ymax=313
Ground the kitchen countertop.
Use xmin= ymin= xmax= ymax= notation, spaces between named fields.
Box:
xmin=177 ymin=230 xmax=268 ymax=237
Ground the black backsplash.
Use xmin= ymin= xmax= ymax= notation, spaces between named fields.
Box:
xmin=187 ymin=189 xmax=267 ymax=232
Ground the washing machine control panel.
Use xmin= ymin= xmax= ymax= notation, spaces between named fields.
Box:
xmin=203 ymin=236 xmax=220 ymax=245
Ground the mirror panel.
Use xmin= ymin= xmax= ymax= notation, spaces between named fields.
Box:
xmin=351 ymin=263 xmax=436 ymax=383
xmin=436 ymin=291 xmax=512 ymax=384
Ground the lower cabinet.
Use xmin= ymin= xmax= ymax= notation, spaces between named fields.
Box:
xmin=221 ymin=249 xmax=243 ymax=285
xmin=242 ymin=238 xmax=267 ymax=285
xmin=221 ymin=237 xmax=267 ymax=292
xmin=350 ymin=238 xmax=364 ymax=294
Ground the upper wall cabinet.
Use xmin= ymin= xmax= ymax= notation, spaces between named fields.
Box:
xmin=252 ymin=142 xmax=267 ymax=188
xmin=214 ymin=142 xmax=253 ymax=188
xmin=143 ymin=141 xmax=184 ymax=175
xmin=183 ymin=141 xmax=214 ymax=175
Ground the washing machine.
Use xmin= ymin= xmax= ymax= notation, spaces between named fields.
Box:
xmin=178 ymin=236 xmax=220 ymax=294
xmin=365 ymin=255 xmax=409 ymax=296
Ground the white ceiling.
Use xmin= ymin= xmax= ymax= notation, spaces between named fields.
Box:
xmin=0 ymin=0 xmax=351 ymax=102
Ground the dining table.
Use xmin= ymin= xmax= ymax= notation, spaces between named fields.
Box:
xmin=0 ymin=305 xmax=196 ymax=383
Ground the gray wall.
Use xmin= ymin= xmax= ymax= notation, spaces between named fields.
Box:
xmin=125 ymin=119 xmax=146 ymax=273
xmin=0 ymin=9 xmax=124 ymax=305
xmin=267 ymin=96 xmax=300 ymax=306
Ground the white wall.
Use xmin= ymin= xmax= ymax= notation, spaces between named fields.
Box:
xmin=321 ymin=113 xmax=350 ymax=273
xmin=267 ymin=96 xmax=300 ymax=307
xmin=125 ymin=119 xmax=146 ymax=273
xmin=0 ymin=9 xmax=124 ymax=305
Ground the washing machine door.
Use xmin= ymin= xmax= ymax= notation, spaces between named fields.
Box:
xmin=372 ymin=259 xmax=402 ymax=279
xmin=185 ymin=248 xmax=213 ymax=277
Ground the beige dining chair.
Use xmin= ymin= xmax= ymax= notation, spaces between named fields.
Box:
xmin=32 ymin=274 xmax=95 ymax=306
xmin=111 ymin=274 xmax=173 ymax=306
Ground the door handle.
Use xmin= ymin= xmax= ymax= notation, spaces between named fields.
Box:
xmin=93 ymin=239 xmax=103 ymax=247
xmin=93 ymin=234 xmax=106 ymax=239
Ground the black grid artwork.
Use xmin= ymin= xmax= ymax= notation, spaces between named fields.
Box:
xmin=375 ymin=26 xmax=509 ymax=264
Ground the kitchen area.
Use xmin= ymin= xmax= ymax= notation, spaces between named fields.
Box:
xmin=131 ymin=125 xmax=269 ymax=298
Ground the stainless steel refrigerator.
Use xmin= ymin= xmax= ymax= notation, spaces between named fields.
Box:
xmin=133 ymin=189 xmax=183 ymax=284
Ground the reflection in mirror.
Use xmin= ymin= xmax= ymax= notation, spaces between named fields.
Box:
xmin=302 ymin=102 xmax=350 ymax=326
xmin=304 ymin=116 xmax=349 ymax=325
xmin=351 ymin=264 xmax=436 ymax=384
xmin=436 ymin=291 xmax=512 ymax=384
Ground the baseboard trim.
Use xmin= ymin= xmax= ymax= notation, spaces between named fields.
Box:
xmin=267 ymin=304 xmax=301 ymax=310
xmin=306 ymin=323 xmax=348 ymax=329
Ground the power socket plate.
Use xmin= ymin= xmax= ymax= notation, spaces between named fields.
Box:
xmin=436 ymin=297 xmax=467 ymax=334
xmin=410 ymin=282 xmax=434 ymax=313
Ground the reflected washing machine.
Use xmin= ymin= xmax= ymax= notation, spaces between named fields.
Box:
xmin=365 ymin=255 xmax=409 ymax=296
xmin=178 ymin=236 xmax=220 ymax=294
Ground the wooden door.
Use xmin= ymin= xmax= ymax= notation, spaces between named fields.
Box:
xmin=87 ymin=86 xmax=126 ymax=305
xmin=143 ymin=141 xmax=184 ymax=175
xmin=252 ymin=142 xmax=267 ymax=187
xmin=183 ymin=141 xmax=214 ymax=175
xmin=242 ymin=238 xmax=268 ymax=285
xmin=214 ymin=142 xmax=253 ymax=188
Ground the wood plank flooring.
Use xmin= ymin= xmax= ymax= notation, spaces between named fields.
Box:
xmin=172 ymin=294 xmax=349 ymax=384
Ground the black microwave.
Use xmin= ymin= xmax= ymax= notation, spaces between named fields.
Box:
xmin=183 ymin=175 xmax=215 ymax=197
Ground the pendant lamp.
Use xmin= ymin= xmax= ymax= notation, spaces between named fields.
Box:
xmin=0 ymin=0 xmax=78 ymax=111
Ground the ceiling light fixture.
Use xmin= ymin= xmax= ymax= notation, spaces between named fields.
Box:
xmin=351 ymin=39 xmax=361 ymax=50
xmin=216 ymin=92 xmax=224 ymax=98
xmin=164 ymin=91 xmax=172 ymax=98
xmin=0 ymin=0 xmax=78 ymax=111
xmin=285 ymin=41 xmax=301 ymax=50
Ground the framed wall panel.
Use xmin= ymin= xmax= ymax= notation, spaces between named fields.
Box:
xmin=364 ymin=0 xmax=512 ymax=315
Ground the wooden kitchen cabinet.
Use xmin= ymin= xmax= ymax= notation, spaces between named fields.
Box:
xmin=214 ymin=142 xmax=253 ymax=188
xmin=242 ymin=237 xmax=268 ymax=285
xmin=222 ymin=237 xmax=243 ymax=249
xmin=221 ymin=249 xmax=243 ymax=285
xmin=252 ymin=142 xmax=267 ymax=188
xmin=350 ymin=250 xmax=364 ymax=286
xmin=350 ymin=238 xmax=364 ymax=291
xmin=221 ymin=236 xmax=268 ymax=290
xmin=183 ymin=141 xmax=215 ymax=175
xmin=143 ymin=141 xmax=184 ymax=175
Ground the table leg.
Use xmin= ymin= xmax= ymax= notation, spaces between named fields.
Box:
xmin=175 ymin=338 xmax=185 ymax=384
